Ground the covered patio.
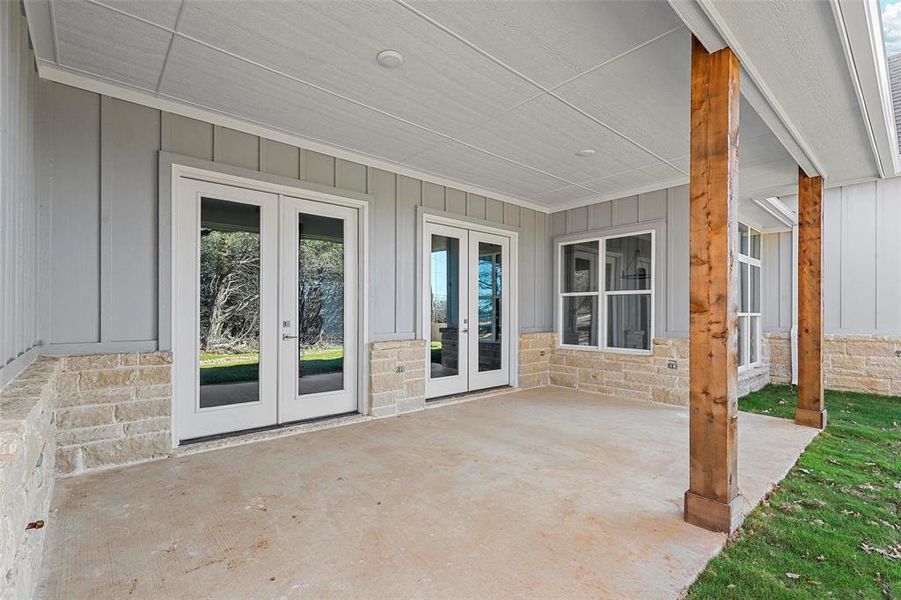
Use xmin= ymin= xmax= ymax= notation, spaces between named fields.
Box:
xmin=3 ymin=0 xmax=900 ymax=597
xmin=38 ymin=387 xmax=817 ymax=599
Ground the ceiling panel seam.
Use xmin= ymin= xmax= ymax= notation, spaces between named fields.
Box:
xmin=155 ymin=0 xmax=186 ymax=95
xmin=543 ymin=91 xmax=688 ymax=175
xmin=397 ymin=24 xmax=686 ymax=164
xmin=392 ymin=0 xmax=689 ymax=175
xmin=48 ymin=0 xmax=59 ymax=63
xmin=543 ymin=25 xmax=686 ymax=93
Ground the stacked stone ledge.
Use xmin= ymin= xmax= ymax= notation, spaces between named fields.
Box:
xmin=53 ymin=353 xmax=172 ymax=476
xmin=0 ymin=357 xmax=58 ymax=599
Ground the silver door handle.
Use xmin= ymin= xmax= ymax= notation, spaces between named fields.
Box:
xmin=282 ymin=334 xmax=298 ymax=340
xmin=461 ymin=329 xmax=468 ymax=334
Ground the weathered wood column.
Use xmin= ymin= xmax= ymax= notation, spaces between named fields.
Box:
xmin=796 ymin=169 xmax=827 ymax=428
xmin=684 ymin=36 xmax=743 ymax=534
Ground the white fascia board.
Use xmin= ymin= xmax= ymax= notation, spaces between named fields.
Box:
xmin=34 ymin=61 xmax=554 ymax=215
xmin=831 ymin=0 xmax=901 ymax=178
xmin=665 ymin=0 xmax=726 ymax=52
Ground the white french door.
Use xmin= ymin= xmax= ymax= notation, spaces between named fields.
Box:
xmin=174 ymin=179 xmax=279 ymax=440
xmin=278 ymin=197 xmax=358 ymax=422
xmin=423 ymin=222 xmax=511 ymax=399
xmin=174 ymin=178 xmax=360 ymax=441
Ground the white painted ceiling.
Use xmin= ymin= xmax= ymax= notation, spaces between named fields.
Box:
xmin=30 ymin=0 xmax=813 ymax=210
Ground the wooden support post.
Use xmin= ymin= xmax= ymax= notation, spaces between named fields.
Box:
xmin=796 ymin=169 xmax=826 ymax=429
xmin=684 ymin=36 xmax=743 ymax=534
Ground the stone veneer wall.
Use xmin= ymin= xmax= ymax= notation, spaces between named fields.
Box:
xmin=53 ymin=353 xmax=172 ymax=476
xmin=824 ymin=335 xmax=901 ymax=396
xmin=369 ymin=340 xmax=427 ymax=417
xmin=0 ymin=358 xmax=58 ymax=599
xmin=764 ymin=333 xmax=792 ymax=384
xmin=518 ymin=333 xmax=556 ymax=388
xmin=764 ymin=333 xmax=901 ymax=396
xmin=549 ymin=338 xmax=691 ymax=406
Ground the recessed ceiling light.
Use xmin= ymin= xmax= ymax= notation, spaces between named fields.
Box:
xmin=576 ymin=149 xmax=596 ymax=157
xmin=377 ymin=50 xmax=404 ymax=68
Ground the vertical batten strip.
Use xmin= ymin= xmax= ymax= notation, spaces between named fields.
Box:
xmin=684 ymin=36 xmax=744 ymax=534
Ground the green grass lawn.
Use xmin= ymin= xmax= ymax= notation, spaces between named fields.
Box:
xmin=199 ymin=348 xmax=344 ymax=385
xmin=688 ymin=385 xmax=900 ymax=599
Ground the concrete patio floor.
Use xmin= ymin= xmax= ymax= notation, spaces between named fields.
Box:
xmin=37 ymin=387 xmax=818 ymax=599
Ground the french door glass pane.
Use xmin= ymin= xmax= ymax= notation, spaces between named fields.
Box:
xmin=738 ymin=316 xmax=749 ymax=366
xmin=562 ymin=296 xmax=598 ymax=346
xmin=740 ymin=262 xmax=750 ymax=312
xmin=198 ymin=198 xmax=261 ymax=408
xmin=477 ymin=242 xmax=502 ymax=372
xmin=607 ymin=294 xmax=650 ymax=350
xmin=562 ymin=241 xmax=599 ymax=292
xmin=431 ymin=235 xmax=460 ymax=379
xmin=740 ymin=223 xmax=750 ymax=255
xmin=750 ymin=265 xmax=760 ymax=312
xmin=298 ymin=213 xmax=345 ymax=395
xmin=606 ymin=234 xmax=652 ymax=291
xmin=750 ymin=316 xmax=759 ymax=364
xmin=750 ymin=230 xmax=761 ymax=259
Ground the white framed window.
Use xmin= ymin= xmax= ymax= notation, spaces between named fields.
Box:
xmin=738 ymin=223 xmax=761 ymax=368
xmin=557 ymin=231 xmax=654 ymax=354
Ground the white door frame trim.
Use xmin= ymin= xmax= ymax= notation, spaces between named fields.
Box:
xmin=169 ymin=163 xmax=370 ymax=447
xmin=416 ymin=208 xmax=520 ymax=392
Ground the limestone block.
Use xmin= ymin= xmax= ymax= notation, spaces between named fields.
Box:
xmin=81 ymin=432 xmax=170 ymax=469
xmin=79 ymin=368 xmax=137 ymax=391
xmin=56 ymin=405 xmax=116 ymax=429
xmin=63 ymin=354 xmax=120 ymax=371
xmin=114 ymin=399 xmax=170 ymax=422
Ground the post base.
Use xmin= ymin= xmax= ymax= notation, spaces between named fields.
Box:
xmin=795 ymin=407 xmax=827 ymax=429
xmin=684 ymin=490 xmax=744 ymax=534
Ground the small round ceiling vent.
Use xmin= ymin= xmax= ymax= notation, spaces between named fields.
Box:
xmin=377 ymin=50 xmax=405 ymax=68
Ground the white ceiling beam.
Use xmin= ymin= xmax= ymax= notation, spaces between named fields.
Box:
xmin=830 ymin=0 xmax=901 ymax=179
xmin=669 ymin=0 xmax=827 ymax=179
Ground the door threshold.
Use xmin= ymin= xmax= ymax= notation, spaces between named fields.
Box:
xmin=426 ymin=385 xmax=514 ymax=407
xmin=175 ymin=411 xmax=364 ymax=456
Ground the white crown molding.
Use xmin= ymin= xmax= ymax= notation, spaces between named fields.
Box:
xmin=546 ymin=175 xmax=690 ymax=213
xmin=36 ymin=61 xmax=556 ymax=214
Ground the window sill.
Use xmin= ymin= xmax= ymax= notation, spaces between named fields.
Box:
xmin=557 ymin=343 xmax=652 ymax=357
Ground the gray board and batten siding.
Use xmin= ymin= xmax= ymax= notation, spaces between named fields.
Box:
xmin=781 ymin=179 xmax=901 ymax=336
xmin=37 ymin=81 xmax=554 ymax=356
xmin=0 ymin=3 xmax=42 ymax=387
xmin=548 ymin=177 xmax=901 ymax=340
